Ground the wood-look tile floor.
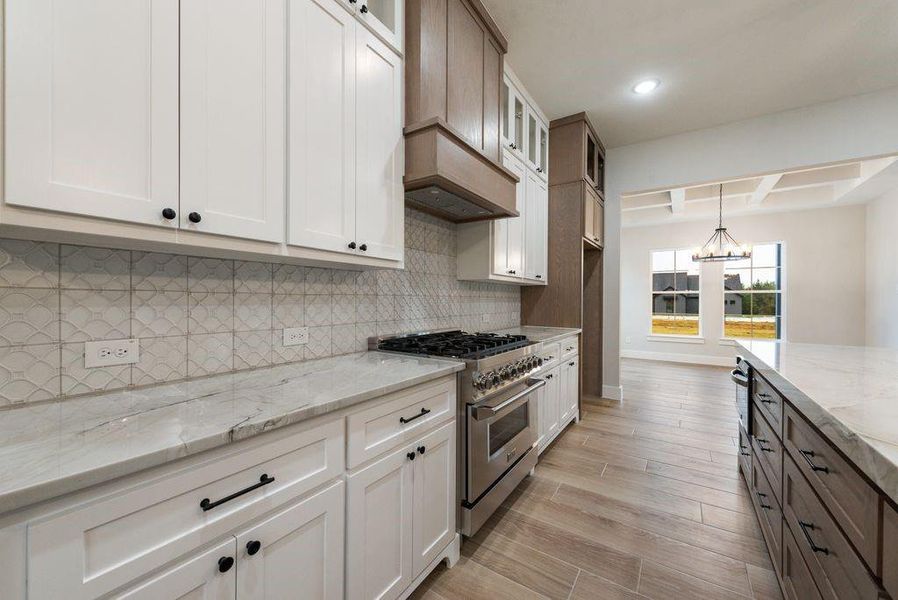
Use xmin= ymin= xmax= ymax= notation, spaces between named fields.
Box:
xmin=412 ymin=359 xmax=781 ymax=600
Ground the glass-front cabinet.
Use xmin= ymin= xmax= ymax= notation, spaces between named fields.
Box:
xmin=524 ymin=106 xmax=549 ymax=181
xmin=585 ymin=129 xmax=604 ymax=197
xmin=357 ymin=0 xmax=402 ymax=53
xmin=501 ymin=76 xmax=526 ymax=159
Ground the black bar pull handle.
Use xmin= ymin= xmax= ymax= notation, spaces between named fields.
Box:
xmin=756 ymin=491 xmax=772 ymax=510
xmin=798 ymin=521 xmax=829 ymax=555
xmin=399 ymin=407 xmax=430 ymax=424
xmin=798 ymin=449 xmax=830 ymax=474
xmin=200 ymin=474 xmax=275 ymax=512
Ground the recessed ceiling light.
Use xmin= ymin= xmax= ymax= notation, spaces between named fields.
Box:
xmin=632 ymin=79 xmax=660 ymax=95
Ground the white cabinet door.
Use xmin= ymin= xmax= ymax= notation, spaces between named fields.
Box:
xmin=5 ymin=0 xmax=179 ymax=227
xmin=543 ymin=367 xmax=561 ymax=441
xmin=412 ymin=422 xmax=455 ymax=575
xmin=357 ymin=0 xmax=403 ymax=54
xmin=288 ymin=0 xmax=357 ymax=254
xmin=523 ymin=170 xmax=548 ymax=282
xmin=494 ymin=152 xmax=526 ymax=278
xmin=346 ymin=445 xmax=414 ymax=600
xmin=534 ymin=378 xmax=547 ymax=450
xmin=559 ymin=356 xmax=579 ymax=425
xmin=114 ymin=538 xmax=236 ymax=600
xmin=525 ymin=107 xmax=540 ymax=174
xmin=501 ymin=76 xmax=526 ymax=159
xmin=355 ymin=27 xmax=404 ymax=261
xmin=180 ymin=0 xmax=286 ymax=242
xmin=236 ymin=481 xmax=344 ymax=600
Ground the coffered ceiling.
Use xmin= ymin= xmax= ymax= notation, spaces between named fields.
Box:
xmin=481 ymin=0 xmax=898 ymax=147
xmin=621 ymin=156 xmax=898 ymax=227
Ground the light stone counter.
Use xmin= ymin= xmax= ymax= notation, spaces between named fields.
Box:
xmin=738 ymin=340 xmax=898 ymax=504
xmin=0 ymin=352 xmax=464 ymax=515
xmin=492 ymin=326 xmax=581 ymax=345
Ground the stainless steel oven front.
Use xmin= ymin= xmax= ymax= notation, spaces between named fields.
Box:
xmin=461 ymin=377 xmax=545 ymax=535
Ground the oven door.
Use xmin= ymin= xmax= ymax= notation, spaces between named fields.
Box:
xmin=466 ymin=378 xmax=544 ymax=502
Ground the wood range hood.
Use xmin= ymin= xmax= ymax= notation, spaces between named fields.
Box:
xmin=404 ymin=0 xmax=518 ymax=223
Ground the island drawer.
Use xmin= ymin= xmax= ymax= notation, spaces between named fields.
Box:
xmin=782 ymin=522 xmax=823 ymax=600
xmin=347 ymin=376 xmax=454 ymax=469
xmin=885 ymin=503 xmax=898 ymax=600
xmin=783 ymin=404 xmax=880 ymax=570
xmin=751 ymin=457 xmax=783 ymax=576
xmin=559 ymin=336 xmax=578 ymax=359
xmin=28 ymin=416 xmax=345 ymax=600
xmin=753 ymin=373 xmax=784 ymax=437
xmin=782 ymin=455 xmax=879 ymax=600
xmin=751 ymin=407 xmax=783 ymax=505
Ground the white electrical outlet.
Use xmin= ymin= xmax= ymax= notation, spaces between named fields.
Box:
xmin=283 ymin=327 xmax=309 ymax=346
xmin=85 ymin=339 xmax=140 ymax=368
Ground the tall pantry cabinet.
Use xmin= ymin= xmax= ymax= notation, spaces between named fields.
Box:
xmin=3 ymin=0 xmax=404 ymax=267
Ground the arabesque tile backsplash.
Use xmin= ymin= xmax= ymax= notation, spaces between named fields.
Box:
xmin=0 ymin=208 xmax=520 ymax=406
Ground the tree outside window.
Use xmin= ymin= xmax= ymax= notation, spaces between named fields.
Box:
xmin=723 ymin=242 xmax=784 ymax=339
xmin=651 ymin=249 xmax=700 ymax=336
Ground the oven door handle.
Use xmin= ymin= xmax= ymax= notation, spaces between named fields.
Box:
xmin=472 ymin=378 xmax=546 ymax=421
xmin=730 ymin=369 xmax=749 ymax=388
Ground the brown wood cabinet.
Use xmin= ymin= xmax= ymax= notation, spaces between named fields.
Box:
xmin=754 ymin=373 xmax=785 ymax=437
xmin=782 ymin=524 xmax=824 ymax=600
xmin=548 ymin=112 xmax=605 ymax=197
xmin=752 ymin=405 xmax=784 ymax=505
xmin=583 ymin=185 xmax=603 ymax=248
xmin=885 ymin=503 xmax=898 ymax=599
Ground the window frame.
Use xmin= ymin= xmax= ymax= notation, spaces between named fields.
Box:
xmin=721 ymin=241 xmax=786 ymax=341
xmin=649 ymin=248 xmax=702 ymax=338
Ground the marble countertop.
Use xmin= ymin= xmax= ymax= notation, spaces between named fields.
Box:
xmin=493 ymin=326 xmax=582 ymax=345
xmin=0 ymin=352 xmax=464 ymax=515
xmin=738 ymin=340 xmax=898 ymax=504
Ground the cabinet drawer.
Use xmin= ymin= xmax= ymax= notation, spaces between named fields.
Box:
xmin=538 ymin=342 xmax=560 ymax=367
xmin=28 ymin=417 xmax=345 ymax=600
xmin=751 ymin=457 xmax=783 ymax=575
xmin=347 ymin=377 xmax=455 ymax=469
xmin=738 ymin=425 xmax=752 ymax=483
xmin=753 ymin=373 xmax=784 ymax=437
xmin=751 ymin=407 xmax=783 ymax=505
xmin=782 ymin=523 xmax=823 ymax=600
xmin=783 ymin=404 xmax=880 ymax=570
xmin=782 ymin=456 xmax=879 ymax=600
xmin=559 ymin=336 xmax=578 ymax=359
xmin=885 ymin=503 xmax=898 ymax=599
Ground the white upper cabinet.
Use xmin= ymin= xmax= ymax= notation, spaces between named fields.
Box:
xmin=288 ymin=0 xmax=357 ymax=254
xmin=523 ymin=170 xmax=548 ymax=282
xmin=288 ymin=1 xmax=403 ymax=261
xmin=356 ymin=0 xmax=403 ymax=54
xmin=5 ymin=0 xmax=179 ymax=227
xmin=500 ymin=76 xmax=526 ymax=159
xmin=180 ymin=0 xmax=286 ymax=243
xmin=354 ymin=27 xmax=404 ymax=261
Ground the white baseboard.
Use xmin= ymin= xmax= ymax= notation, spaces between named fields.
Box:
xmin=620 ymin=349 xmax=734 ymax=367
xmin=602 ymin=384 xmax=623 ymax=401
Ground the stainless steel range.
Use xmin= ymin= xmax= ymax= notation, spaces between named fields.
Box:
xmin=371 ymin=330 xmax=545 ymax=536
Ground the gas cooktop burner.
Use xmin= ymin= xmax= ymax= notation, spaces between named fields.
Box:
xmin=377 ymin=330 xmax=530 ymax=359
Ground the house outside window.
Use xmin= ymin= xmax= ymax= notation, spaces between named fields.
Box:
xmin=723 ymin=242 xmax=784 ymax=339
xmin=651 ymin=249 xmax=700 ymax=336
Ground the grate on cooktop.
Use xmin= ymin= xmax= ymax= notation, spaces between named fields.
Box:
xmin=378 ymin=330 xmax=530 ymax=359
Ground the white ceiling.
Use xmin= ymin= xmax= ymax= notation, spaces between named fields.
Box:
xmin=621 ymin=156 xmax=898 ymax=228
xmin=482 ymin=0 xmax=898 ymax=148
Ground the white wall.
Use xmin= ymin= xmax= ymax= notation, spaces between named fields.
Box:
xmin=866 ymin=187 xmax=898 ymax=348
xmin=604 ymin=86 xmax=898 ymax=396
xmin=621 ymin=205 xmax=867 ymax=366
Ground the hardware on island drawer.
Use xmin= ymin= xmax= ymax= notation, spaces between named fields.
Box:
xmin=757 ymin=491 xmax=773 ymax=510
xmin=200 ymin=473 xmax=275 ymax=511
xmin=798 ymin=521 xmax=829 ymax=554
xmin=399 ymin=407 xmax=430 ymax=424
xmin=798 ymin=449 xmax=829 ymax=473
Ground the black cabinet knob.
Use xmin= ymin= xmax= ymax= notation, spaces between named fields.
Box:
xmin=349 ymin=0 xmax=356 ymax=2
xmin=188 ymin=212 xmax=202 ymax=224
xmin=246 ymin=540 xmax=262 ymax=556
xmin=162 ymin=208 xmax=176 ymax=220
xmin=218 ymin=556 xmax=234 ymax=573
xmin=406 ymin=451 xmax=416 ymax=461
xmin=360 ymin=4 xmax=368 ymax=12
xmin=417 ymin=445 xmax=426 ymax=455
xmin=348 ymin=241 xmax=357 ymax=249
xmin=359 ymin=243 xmax=367 ymax=252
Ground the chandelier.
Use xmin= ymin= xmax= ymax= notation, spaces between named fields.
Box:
xmin=692 ymin=184 xmax=751 ymax=262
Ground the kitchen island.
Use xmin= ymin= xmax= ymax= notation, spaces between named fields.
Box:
xmin=736 ymin=340 xmax=898 ymax=600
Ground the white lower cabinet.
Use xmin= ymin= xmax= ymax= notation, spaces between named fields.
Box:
xmin=537 ymin=353 xmax=579 ymax=455
xmin=115 ymin=538 xmax=237 ymax=600
xmin=537 ymin=365 xmax=560 ymax=453
xmin=11 ymin=376 xmax=457 ymax=600
xmin=235 ymin=481 xmax=345 ymax=600
xmin=347 ymin=420 xmax=455 ymax=600
xmin=559 ymin=356 xmax=579 ymax=425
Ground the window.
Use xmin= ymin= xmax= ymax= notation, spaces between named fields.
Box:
xmin=723 ymin=242 xmax=784 ymax=339
xmin=651 ymin=249 xmax=700 ymax=336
